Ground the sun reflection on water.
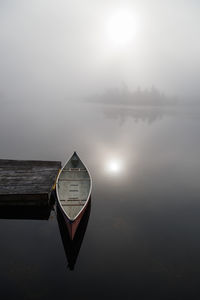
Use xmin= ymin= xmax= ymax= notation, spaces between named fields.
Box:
xmin=105 ymin=159 xmax=122 ymax=174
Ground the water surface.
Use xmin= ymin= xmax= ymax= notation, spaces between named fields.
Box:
xmin=0 ymin=102 xmax=200 ymax=299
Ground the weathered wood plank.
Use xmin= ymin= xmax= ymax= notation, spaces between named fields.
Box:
xmin=0 ymin=160 xmax=60 ymax=167
xmin=0 ymin=159 xmax=61 ymax=206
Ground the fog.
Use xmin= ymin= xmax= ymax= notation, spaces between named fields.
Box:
xmin=1 ymin=0 xmax=200 ymax=104
xmin=1 ymin=2 xmax=200 ymax=298
xmin=0 ymin=0 xmax=200 ymax=160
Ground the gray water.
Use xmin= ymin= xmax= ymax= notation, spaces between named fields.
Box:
xmin=1 ymin=102 xmax=200 ymax=299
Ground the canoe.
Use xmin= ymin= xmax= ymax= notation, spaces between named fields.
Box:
xmin=57 ymin=201 xmax=91 ymax=270
xmin=56 ymin=152 xmax=92 ymax=240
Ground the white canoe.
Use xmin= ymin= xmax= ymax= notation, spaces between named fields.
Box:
xmin=56 ymin=152 xmax=92 ymax=239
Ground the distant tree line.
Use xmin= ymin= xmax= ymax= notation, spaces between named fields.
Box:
xmin=88 ymin=85 xmax=177 ymax=106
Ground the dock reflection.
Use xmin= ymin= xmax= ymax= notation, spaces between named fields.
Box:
xmin=0 ymin=206 xmax=51 ymax=220
xmin=57 ymin=200 xmax=91 ymax=270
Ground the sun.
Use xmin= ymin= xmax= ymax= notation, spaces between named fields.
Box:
xmin=106 ymin=10 xmax=139 ymax=47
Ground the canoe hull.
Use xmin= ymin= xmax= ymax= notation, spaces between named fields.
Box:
xmin=56 ymin=152 xmax=92 ymax=240
xmin=57 ymin=200 xmax=91 ymax=270
xmin=58 ymin=196 xmax=91 ymax=240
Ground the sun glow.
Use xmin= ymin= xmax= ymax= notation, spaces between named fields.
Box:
xmin=106 ymin=10 xmax=139 ymax=47
xmin=106 ymin=159 xmax=122 ymax=174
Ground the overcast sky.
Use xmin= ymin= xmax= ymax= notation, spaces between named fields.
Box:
xmin=0 ymin=0 xmax=200 ymax=104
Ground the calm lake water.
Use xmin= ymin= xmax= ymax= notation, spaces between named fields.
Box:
xmin=1 ymin=102 xmax=200 ymax=299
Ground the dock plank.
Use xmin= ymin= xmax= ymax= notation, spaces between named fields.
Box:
xmin=0 ymin=159 xmax=61 ymax=206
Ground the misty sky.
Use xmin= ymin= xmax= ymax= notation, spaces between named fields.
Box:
xmin=0 ymin=0 xmax=200 ymax=104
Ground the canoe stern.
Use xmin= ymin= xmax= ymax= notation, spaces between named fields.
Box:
xmin=58 ymin=199 xmax=90 ymax=240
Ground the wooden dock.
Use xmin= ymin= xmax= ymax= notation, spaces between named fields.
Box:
xmin=0 ymin=159 xmax=61 ymax=206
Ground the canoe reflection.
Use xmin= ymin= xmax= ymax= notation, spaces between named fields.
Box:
xmin=57 ymin=200 xmax=91 ymax=270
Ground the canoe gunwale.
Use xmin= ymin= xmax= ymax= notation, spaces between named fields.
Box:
xmin=56 ymin=152 xmax=92 ymax=222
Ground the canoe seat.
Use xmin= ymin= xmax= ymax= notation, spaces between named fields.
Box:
xmin=62 ymin=168 xmax=87 ymax=172
xmin=60 ymin=199 xmax=86 ymax=201
xmin=62 ymin=204 xmax=84 ymax=206
xmin=58 ymin=179 xmax=90 ymax=181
